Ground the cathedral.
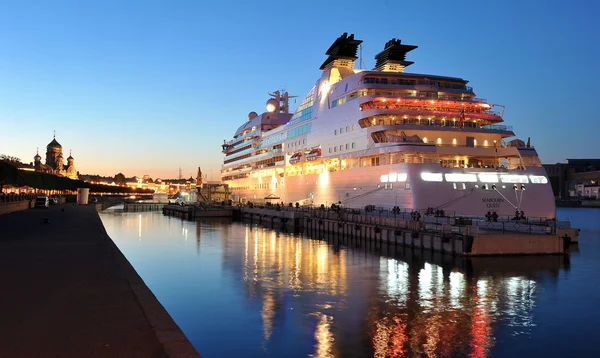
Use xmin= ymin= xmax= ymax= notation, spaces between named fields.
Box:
xmin=33 ymin=134 xmax=78 ymax=180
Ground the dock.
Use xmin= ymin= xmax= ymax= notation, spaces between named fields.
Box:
xmin=235 ymin=206 xmax=578 ymax=256
xmin=0 ymin=204 xmax=200 ymax=358
xmin=163 ymin=203 xmax=233 ymax=220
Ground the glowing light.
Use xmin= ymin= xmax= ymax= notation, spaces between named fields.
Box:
xmin=484 ymin=140 xmax=489 ymax=146
xmin=388 ymin=173 xmax=397 ymax=182
xmin=445 ymin=173 xmax=477 ymax=182
xmin=421 ymin=172 xmax=443 ymax=182
xmin=452 ymin=138 xmax=457 ymax=145
xmin=380 ymin=174 xmax=389 ymax=183
xmin=478 ymin=173 xmax=499 ymax=183
xmin=500 ymin=174 xmax=529 ymax=183
xmin=437 ymin=138 xmax=442 ymax=144
xmin=423 ymin=137 xmax=428 ymax=143
xmin=529 ymin=175 xmax=548 ymax=184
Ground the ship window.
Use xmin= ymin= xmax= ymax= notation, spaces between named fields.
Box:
xmin=352 ymin=142 xmax=356 ymax=148
xmin=352 ymin=124 xmax=356 ymax=131
xmin=346 ymin=126 xmax=349 ymax=132
xmin=340 ymin=128 xmax=343 ymax=134
xmin=345 ymin=144 xmax=348 ymax=150
xmin=334 ymin=147 xmax=337 ymax=152
xmin=334 ymin=130 xmax=337 ymax=135
xmin=405 ymin=182 xmax=411 ymax=190
xmin=453 ymin=183 xmax=457 ymax=190
xmin=339 ymin=145 xmax=343 ymax=151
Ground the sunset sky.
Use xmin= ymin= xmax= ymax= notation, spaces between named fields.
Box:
xmin=0 ymin=0 xmax=598 ymax=179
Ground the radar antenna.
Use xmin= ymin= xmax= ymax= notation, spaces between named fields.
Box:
xmin=267 ymin=90 xmax=298 ymax=113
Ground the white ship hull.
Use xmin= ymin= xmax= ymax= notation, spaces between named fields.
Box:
xmin=220 ymin=34 xmax=557 ymax=220
xmin=229 ymin=164 xmax=555 ymax=219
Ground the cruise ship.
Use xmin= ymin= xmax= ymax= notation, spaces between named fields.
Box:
xmin=221 ymin=33 xmax=555 ymax=219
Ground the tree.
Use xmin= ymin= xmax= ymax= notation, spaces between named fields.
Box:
xmin=114 ymin=173 xmax=126 ymax=186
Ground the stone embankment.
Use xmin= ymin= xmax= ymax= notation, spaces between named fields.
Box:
xmin=0 ymin=204 xmax=200 ymax=358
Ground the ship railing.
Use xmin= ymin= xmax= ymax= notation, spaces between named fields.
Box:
xmin=237 ymin=202 xmax=559 ymax=235
xmin=368 ymin=119 xmax=511 ymax=131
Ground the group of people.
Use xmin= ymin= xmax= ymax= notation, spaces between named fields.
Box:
xmin=410 ymin=210 xmax=422 ymax=221
xmin=484 ymin=210 xmax=527 ymax=222
xmin=485 ymin=211 xmax=499 ymax=222
xmin=513 ymin=210 xmax=527 ymax=221
xmin=425 ymin=207 xmax=445 ymax=217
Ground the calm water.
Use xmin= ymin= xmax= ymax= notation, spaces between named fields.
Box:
xmin=99 ymin=208 xmax=600 ymax=358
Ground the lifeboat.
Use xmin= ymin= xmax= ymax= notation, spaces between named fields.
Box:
xmin=306 ymin=148 xmax=322 ymax=161
xmin=289 ymin=152 xmax=303 ymax=164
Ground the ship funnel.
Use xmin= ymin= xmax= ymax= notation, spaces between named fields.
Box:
xmin=319 ymin=33 xmax=363 ymax=71
xmin=373 ymin=38 xmax=417 ymax=72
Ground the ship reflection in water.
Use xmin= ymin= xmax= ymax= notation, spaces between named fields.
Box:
xmin=100 ymin=209 xmax=596 ymax=358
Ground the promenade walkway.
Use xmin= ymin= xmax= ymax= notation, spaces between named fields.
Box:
xmin=0 ymin=204 xmax=200 ymax=358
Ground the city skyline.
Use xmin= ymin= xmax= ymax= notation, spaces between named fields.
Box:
xmin=1 ymin=0 xmax=598 ymax=179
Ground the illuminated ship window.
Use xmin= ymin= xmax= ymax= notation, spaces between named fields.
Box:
xmin=444 ymin=173 xmax=477 ymax=182
xmin=529 ymin=175 xmax=548 ymax=184
xmin=380 ymin=174 xmax=389 ymax=183
xmin=289 ymin=86 xmax=315 ymax=125
xmin=500 ymin=175 xmax=529 ymax=183
xmin=421 ymin=173 xmax=443 ymax=182
xmin=478 ymin=173 xmax=499 ymax=183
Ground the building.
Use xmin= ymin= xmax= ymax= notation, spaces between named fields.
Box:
xmin=543 ymin=159 xmax=600 ymax=199
xmin=33 ymin=134 xmax=78 ymax=180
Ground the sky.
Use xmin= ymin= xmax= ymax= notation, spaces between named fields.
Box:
xmin=0 ymin=0 xmax=598 ymax=180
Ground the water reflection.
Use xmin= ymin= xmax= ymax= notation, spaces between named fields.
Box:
xmin=100 ymin=210 xmax=572 ymax=358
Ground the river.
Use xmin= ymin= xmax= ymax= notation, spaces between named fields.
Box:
xmin=99 ymin=208 xmax=600 ymax=358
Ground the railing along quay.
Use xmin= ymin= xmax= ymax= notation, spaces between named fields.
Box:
xmin=235 ymin=204 xmax=578 ymax=256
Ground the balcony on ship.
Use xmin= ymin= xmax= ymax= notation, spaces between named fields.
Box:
xmin=357 ymin=76 xmax=475 ymax=96
xmin=358 ymin=97 xmax=504 ymax=123
xmin=363 ymin=121 xmax=515 ymax=139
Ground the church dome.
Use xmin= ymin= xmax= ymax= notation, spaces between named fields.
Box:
xmin=47 ymin=138 xmax=62 ymax=149
xmin=67 ymin=155 xmax=74 ymax=162
xmin=34 ymin=153 xmax=41 ymax=161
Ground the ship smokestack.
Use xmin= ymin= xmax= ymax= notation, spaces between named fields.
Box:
xmin=319 ymin=32 xmax=363 ymax=71
xmin=373 ymin=38 xmax=417 ymax=72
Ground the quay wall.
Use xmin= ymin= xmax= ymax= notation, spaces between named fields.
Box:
xmin=0 ymin=205 xmax=200 ymax=357
xmin=163 ymin=204 xmax=233 ymax=220
xmin=0 ymin=199 xmax=32 ymax=215
xmin=470 ymin=234 xmax=565 ymax=255
xmin=582 ymin=200 xmax=600 ymax=208
xmin=236 ymin=207 xmax=569 ymax=256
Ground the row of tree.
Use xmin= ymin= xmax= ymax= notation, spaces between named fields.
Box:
xmin=0 ymin=161 xmax=153 ymax=194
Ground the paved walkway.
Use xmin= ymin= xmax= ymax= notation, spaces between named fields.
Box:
xmin=0 ymin=204 xmax=200 ymax=358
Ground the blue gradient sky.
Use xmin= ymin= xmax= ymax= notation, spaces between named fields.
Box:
xmin=0 ymin=0 xmax=597 ymax=179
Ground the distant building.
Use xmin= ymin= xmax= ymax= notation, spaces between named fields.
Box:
xmin=543 ymin=159 xmax=600 ymax=199
xmin=33 ymin=134 xmax=78 ymax=180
